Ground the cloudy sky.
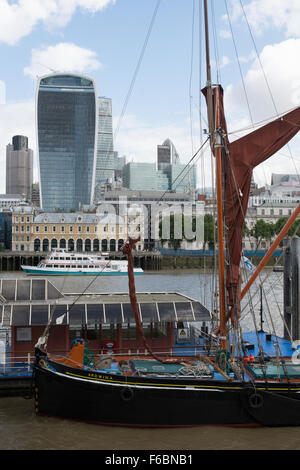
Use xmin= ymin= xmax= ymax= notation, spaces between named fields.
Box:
xmin=1 ymin=0 xmax=300 ymax=193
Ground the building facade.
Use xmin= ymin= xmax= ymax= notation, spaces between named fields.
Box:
xmin=122 ymin=161 xmax=197 ymax=193
xmin=6 ymin=135 xmax=33 ymax=200
xmin=11 ymin=205 xmax=36 ymax=252
xmin=11 ymin=208 xmax=144 ymax=252
xmin=98 ymin=189 xmax=200 ymax=251
xmin=37 ymin=73 xmax=97 ymax=212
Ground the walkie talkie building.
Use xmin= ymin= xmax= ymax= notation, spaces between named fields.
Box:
xmin=36 ymin=74 xmax=97 ymax=212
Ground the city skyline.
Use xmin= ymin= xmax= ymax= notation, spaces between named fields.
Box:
xmin=1 ymin=1 xmax=300 ymax=194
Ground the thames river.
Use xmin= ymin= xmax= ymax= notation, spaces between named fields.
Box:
xmin=1 ymin=269 xmax=298 ymax=451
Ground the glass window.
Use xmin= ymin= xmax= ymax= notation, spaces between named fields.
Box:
xmin=68 ymin=305 xmax=85 ymax=327
xmin=50 ymin=305 xmax=68 ymax=325
xmin=139 ymin=303 xmax=159 ymax=322
xmin=87 ymin=304 xmax=104 ymax=326
xmin=16 ymin=327 xmax=32 ymax=342
xmin=175 ymin=302 xmax=194 ymax=321
xmin=16 ymin=280 xmax=30 ymax=301
xmin=31 ymin=305 xmax=49 ymax=325
xmin=157 ymin=303 xmax=176 ymax=321
xmin=32 ymin=280 xmax=46 ymax=300
xmin=105 ymin=304 xmax=122 ymax=323
xmin=12 ymin=306 xmax=30 ymax=325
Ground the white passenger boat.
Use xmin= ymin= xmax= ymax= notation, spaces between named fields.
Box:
xmin=21 ymin=249 xmax=144 ymax=276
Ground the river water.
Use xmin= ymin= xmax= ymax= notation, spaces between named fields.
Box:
xmin=1 ymin=269 xmax=299 ymax=451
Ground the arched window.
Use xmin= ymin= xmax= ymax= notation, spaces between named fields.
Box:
xmin=60 ymin=239 xmax=66 ymax=249
xmin=42 ymin=239 xmax=49 ymax=252
xmin=118 ymin=239 xmax=124 ymax=251
xmin=34 ymin=239 xmax=40 ymax=252
xmin=93 ymin=239 xmax=100 ymax=252
xmin=68 ymin=239 xmax=74 ymax=252
xmin=85 ymin=239 xmax=91 ymax=252
xmin=110 ymin=239 xmax=116 ymax=252
xmin=77 ymin=239 xmax=83 ymax=252
xmin=101 ymin=239 xmax=108 ymax=251
xmin=51 ymin=239 xmax=58 ymax=250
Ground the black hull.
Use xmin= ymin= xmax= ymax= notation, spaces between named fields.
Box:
xmin=34 ymin=357 xmax=300 ymax=427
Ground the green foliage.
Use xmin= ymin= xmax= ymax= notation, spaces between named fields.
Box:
xmin=203 ymin=214 xmax=215 ymax=249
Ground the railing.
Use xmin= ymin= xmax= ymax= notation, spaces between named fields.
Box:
xmin=0 ymin=352 xmax=33 ymax=376
xmin=0 ymin=340 xmax=220 ymax=377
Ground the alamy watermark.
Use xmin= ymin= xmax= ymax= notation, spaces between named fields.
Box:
xmin=96 ymin=196 xmax=205 ymax=245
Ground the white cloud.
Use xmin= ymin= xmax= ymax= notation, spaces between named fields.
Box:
xmin=224 ymin=38 xmax=300 ymax=186
xmin=0 ymin=0 xmax=115 ymax=45
xmin=225 ymin=39 xmax=300 ymax=124
xmin=24 ymin=42 xmax=102 ymax=78
xmin=230 ymin=0 xmax=300 ymax=37
xmin=0 ymin=100 xmax=36 ymax=192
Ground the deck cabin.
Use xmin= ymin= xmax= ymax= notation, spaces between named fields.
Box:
xmin=0 ymin=278 xmax=212 ymax=361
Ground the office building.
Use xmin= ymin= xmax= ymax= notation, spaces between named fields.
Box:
xmin=93 ymin=97 xmax=115 ymax=201
xmin=6 ymin=135 xmax=33 ymax=200
xmin=122 ymin=161 xmax=197 ymax=194
xmin=122 ymin=163 xmax=158 ymax=191
xmin=37 ymin=73 xmax=97 ymax=212
xmin=157 ymin=139 xmax=180 ymax=167
xmin=31 ymin=183 xmax=40 ymax=207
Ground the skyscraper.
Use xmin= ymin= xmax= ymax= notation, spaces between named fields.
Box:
xmin=157 ymin=139 xmax=180 ymax=168
xmin=37 ymin=73 xmax=97 ymax=212
xmin=93 ymin=97 xmax=115 ymax=201
xmin=6 ymin=135 xmax=33 ymax=199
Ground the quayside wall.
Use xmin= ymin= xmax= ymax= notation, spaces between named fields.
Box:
xmin=0 ymin=249 xmax=282 ymax=272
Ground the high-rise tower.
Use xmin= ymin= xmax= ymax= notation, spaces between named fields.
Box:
xmin=6 ymin=135 xmax=33 ymax=199
xmin=37 ymin=73 xmax=97 ymax=211
xmin=93 ymin=97 xmax=115 ymax=201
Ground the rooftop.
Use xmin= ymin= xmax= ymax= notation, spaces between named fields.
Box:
xmin=0 ymin=279 xmax=211 ymax=326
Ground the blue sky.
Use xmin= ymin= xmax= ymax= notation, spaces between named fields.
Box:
xmin=1 ymin=0 xmax=300 ymax=193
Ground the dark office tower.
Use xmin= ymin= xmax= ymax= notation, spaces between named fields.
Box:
xmin=37 ymin=73 xmax=97 ymax=212
xmin=6 ymin=135 xmax=33 ymax=199
xmin=157 ymin=138 xmax=180 ymax=169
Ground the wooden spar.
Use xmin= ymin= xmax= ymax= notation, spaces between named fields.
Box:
xmin=203 ymin=0 xmax=227 ymax=350
xmin=203 ymin=0 xmax=214 ymax=136
xmin=241 ymin=203 xmax=300 ymax=300
xmin=215 ymin=88 xmax=227 ymax=350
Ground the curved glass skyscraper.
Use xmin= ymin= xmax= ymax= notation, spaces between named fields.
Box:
xmin=37 ymin=73 xmax=97 ymax=212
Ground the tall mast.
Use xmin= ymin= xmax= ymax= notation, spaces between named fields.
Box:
xmin=203 ymin=0 xmax=227 ymax=351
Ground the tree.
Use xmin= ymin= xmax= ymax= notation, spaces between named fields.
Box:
xmin=252 ymin=219 xmax=275 ymax=249
xmin=203 ymin=214 xmax=215 ymax=249
xmin=274 ymin=217 xmax=300 ymax=237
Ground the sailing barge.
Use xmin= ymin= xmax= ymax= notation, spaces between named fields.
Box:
xmin=33 ymin=0 xmax=300 ymax=427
